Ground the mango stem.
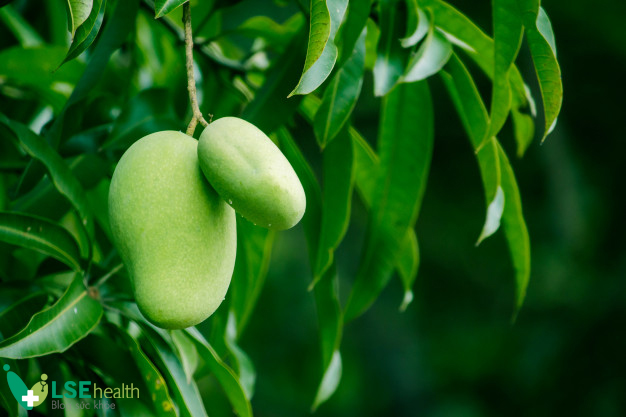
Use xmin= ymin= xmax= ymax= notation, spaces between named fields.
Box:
xmin=183 ymin=2 xmax=209 ymax=136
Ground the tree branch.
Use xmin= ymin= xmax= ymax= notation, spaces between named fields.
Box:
xmin=183 ymin=2 xmax=209 ymax=136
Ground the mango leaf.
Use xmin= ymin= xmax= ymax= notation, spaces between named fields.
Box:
xmin=345 ymin=81 xmax=433 ymax=321
xmin=66 ymin=0 xmax=93 ymax=36
xmin=313 ymin=28 xmax=366 ymax=148
xmin=512 ymin=106 xmax=535 ymax=156
xmin=403 ymin=26 xmax=452 ymax=82
xmin=0 ymin=46 xmax=84 ymax=112
xmin=101 ymin=88 xmax=180 ymax=151
xmin=48 ymin=0 xmax=139 ymax=148
xmin=485 ymin=0 xmax=523 ymax=147
xmin=312 ymin=128 xmax=355 ymax=286
xmin=276 ymin=127 xmax=344 ymax=409
xmin=0 ymin=212 xmax=82 ymax=271
xmin=520 ymin=3 xmax=562 ymax=140
xmin=335 ymin=0 xmax=371 ymax=67
xmin=400 ymin=1 xmax=428 ymax=48
xmin=141 ymin=327 xmax=208 ymax=417
xmin=117 ymin=330 xmax=178 ymax=416
xmin=185 ymin=328 xmax=253 ymax=417
xmin=0 ymin=292 xmax=49 ymax=341
xmin=496 ymin=140 xmax=531 ymax=317
xmin=300 ymin=95 xmax=420 ymax=308
xmin=0 ymin=115 xmax=93 ymax=258
xmin=441 ymin=54 xmax=503 ymax=243
xmin=62 ymin=0 xmax=106 ymax=65
xmin=0 ymin=5 xmax=44 ymax=47
xmin=242 ymin=28 xmax=307 ymax=133
xmin=155 ymin=0 xmax=187 ymax=18
xmin=289 ymin=0 xmax=348 ymax=96
xmin=170 ymin=330 xmax=199 ymax=385
xmin=422 ymin=0 xmax=533 ymax=150
xmin=0 ymin=273 xmax=102 ymax=358
xmin=224 ymin=312 xmax=256 ymax=399
xmin=230 ymin=218 xmax=275 ymax=335
xmin=373 ymin=0 xmax=409 ymax=96
xmin=441 ymin=54 xmax=530 ymax=313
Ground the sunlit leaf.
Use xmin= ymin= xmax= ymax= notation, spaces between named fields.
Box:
xmin=171 ymin=330 xmax=199 ymax=384
xmin=66 ymin=0 xmax=93 ymax=36
xmin=373 ymin=0 xmax=409 ymax=96
xmin=289 ymin=0 xmax=348 ymax=96
xmin=400 ymin=1 xmax=428 ymax=48
xmin=519 ymin=3 xmax=562 ymax=140
xmin=0 ymin=212 xmax=82 ymax=271
xmin=155 ymin=0 xmax=187 ymax=18
xmin=314 ymin=28 xmax=365 ymax=148
xmin=62 ymin=0 xmax=106 ymax=65
xmin=345 ymin=81 xmax=433 ymax=321
xmin=403 ymin=27 xmax=452 ymax=82
xmin=224 ymin=312 xmax=256 ymax=399
xmin=485 ymin=0 xmax=523 ymax=145
xmin=0 ymin=273 xmax=102 ymax=358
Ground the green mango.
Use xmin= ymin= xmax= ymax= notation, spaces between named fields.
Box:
xmin=198 ymin=117 xmax=306 ymax=230
xmin=109 ymin=131 xmax=236 ymax=329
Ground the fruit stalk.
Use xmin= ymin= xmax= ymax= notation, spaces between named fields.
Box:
xmin=183 ymin=2 xmax=209 ymax=136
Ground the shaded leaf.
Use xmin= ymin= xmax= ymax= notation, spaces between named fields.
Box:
xmin=117 ymin=330 xmax=178 ymax=416
xmin=0 ymin=115 xmax=93 ymax=258
xmin=62 ymin=0 xmax=106 ymax=65
xmin=155 ymin=0 xmax=187 ymax=18
xmin=335 ymin=0 xmax=371 ymax=67
xmin=230 ymin=217 xmax=275 ymax=335
xmin=0 ymin=5 xmax=44 ymax=47
xmin=186 ymin=328 xmax=253 ymax=417
xmin=0 ymin=273 xmax=102 ymax=358
xmin=289 ymin=0 xmax=348 ymax=96
xmin=520 ymin=3 xmax=562 ymax=140
xmin=0 ymin=292 xmax=49 ymax=341
xmin=101 ymin=88 xmax=180 ymax=151
xmin=171 ymin=330 xmax=199 ymax=385
xmin=242 ymin=28 xmax=307 ymax=133
xmin=403 ymin=26 xmax=452 ymax=82
xmin=373 ymin=0 xmax=409 ymax=96
xmin=141 ymin=327 xmax=208 ymax=417
xmin=0 ymin=212 xmax=82 ymax=271
xmin=48 ymin=0 xmax=140 ymax=148
xmin=224 ymin=312 xmax=256 ymax=399
xmin=312 ymin=349 xmax=341 ymax=411
xmin=276 ymin=128 xmax=343 ymax=409
xmin=345 ymin=81 xmax=433 ymax=321
xmin=312 ymin=128 xmax=355 ymax=285
xmin=314 ymin=27 xmax=366 ymax=148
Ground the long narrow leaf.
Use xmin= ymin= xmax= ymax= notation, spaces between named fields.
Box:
xmin=519 ymin=3 xmax=562 ymax=140
xmin=373 ymin=0 xmax=409 ymax=96
xmin=0 ymin=273 xmax=102 ymax=358
xmin=314 ymin=27 xmax=366 ymax=148
xmin=0 ymin=212 xmax=82 ymax=271
xmin=345 ymin=81 xmax=433 ymax=321
xmin=66 ymin=0 xmax=93 ymax=36
xmin=403 ymin=26 xmax=452 ymax=82
xmin=290 ymin=0 xmax=348 ymax=96
xmin=62 ymin=0 xmax=106 ymax=65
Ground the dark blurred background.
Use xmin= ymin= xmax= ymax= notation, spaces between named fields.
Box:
xmin=240 ymin=1 xmax=626 ymax=416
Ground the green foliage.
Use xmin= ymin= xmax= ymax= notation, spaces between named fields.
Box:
xmin=0 ymin=0 xmax=563 ymax=415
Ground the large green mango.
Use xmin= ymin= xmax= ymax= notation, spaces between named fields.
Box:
xmin=198 ymin=117 xmax=306 ymax=230
xmin=109 ymin=131 xmax=236 ymax=329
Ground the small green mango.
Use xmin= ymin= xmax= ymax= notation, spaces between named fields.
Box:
xmin=109 ymin=131 xmax=236 ymax=329
xmin=198 ymin=117 xmax=306 ymax=230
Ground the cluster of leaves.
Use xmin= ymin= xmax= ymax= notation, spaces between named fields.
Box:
xmin=0 ymin=0 xmax=562 ymax=415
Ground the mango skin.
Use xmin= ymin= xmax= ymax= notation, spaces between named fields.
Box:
xmin=198 ymin=117 xmax=306 ymax=230
xmin=109 ymin=131 xmax=236 ymax=329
